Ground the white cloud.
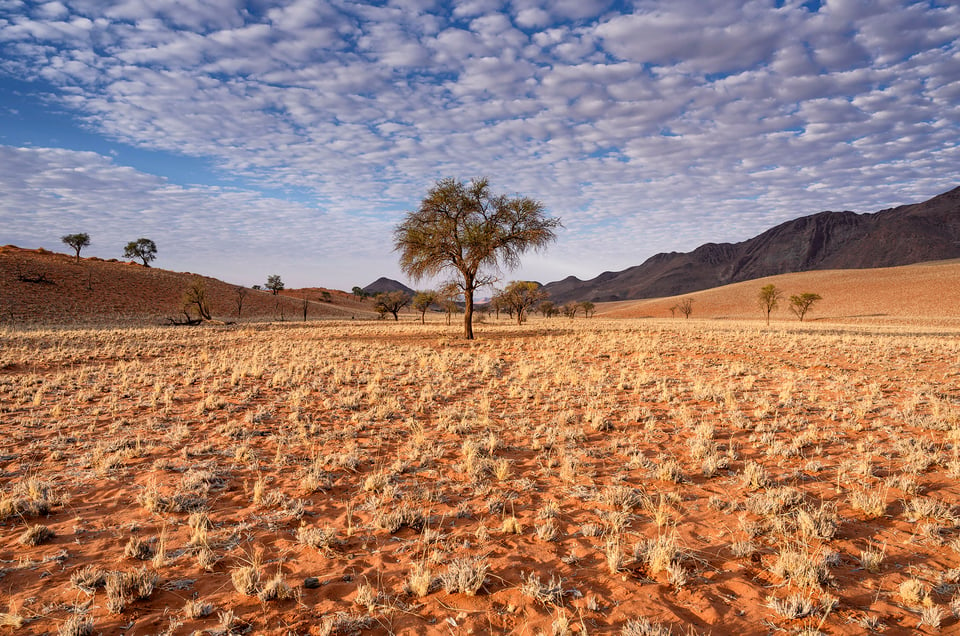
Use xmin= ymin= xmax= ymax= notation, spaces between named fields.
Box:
xmin=0 ymin=0 xmax=956 ymax=287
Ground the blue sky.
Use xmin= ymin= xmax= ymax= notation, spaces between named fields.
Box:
xmin=0 ymin=0 xmax=957 ymax=290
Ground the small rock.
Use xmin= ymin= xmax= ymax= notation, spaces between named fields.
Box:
xmin=303 ymin=577 xmax=320 ymax=589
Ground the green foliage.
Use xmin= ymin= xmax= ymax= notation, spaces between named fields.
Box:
xmin=61 ymin=233 xmax=90 ymax=262
xmin=374 ymin=291 xmax=411 ymax=321
xmin=758 ymin=284 xmax=783 ymax=324
xmin=413 ymin=290 xmax=439 ymax=323
xmin=579 ymin=300 xmax=596 ymax=318
xmin=266 ymin=274 xmax=284 ymax=295
xmin=539 ymin=300 xmax=557 ymax=318
xmin=789 ymin=292 xmax=822 ymax=321
xmin=122 ymin=238 xmax=157 ymax=267
xmin=495 ymin=281 xmax=547 ymax=325
xmin=181 ymin=278 xmax=211 ymax=322
xmin=394 ymin=177 xmax=560 ymax=339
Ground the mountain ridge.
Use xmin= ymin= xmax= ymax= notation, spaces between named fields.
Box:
xmin=542 ymin=186 xmax=960 ymax=304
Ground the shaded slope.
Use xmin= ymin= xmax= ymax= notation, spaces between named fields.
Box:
xmin=545 ymin=186 xmax=960 ymax=303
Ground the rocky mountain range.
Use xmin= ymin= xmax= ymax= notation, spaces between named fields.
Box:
xmin=543 ymin=185 xmax=960 ymax=304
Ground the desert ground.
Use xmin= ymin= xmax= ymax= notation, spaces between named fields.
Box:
xmin=2 ymin=313 xmax=960 ymax=636
xmin=2 ymin=250 xmax=960 ymax=635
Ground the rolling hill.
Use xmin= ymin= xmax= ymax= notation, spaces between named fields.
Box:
xmin=0 ymin=246 xmax=378 ymax=326
xmin=544 ymin=186 xmax=960 ymax=304
xmin=596 ymin=258 xmax=960 ymax=325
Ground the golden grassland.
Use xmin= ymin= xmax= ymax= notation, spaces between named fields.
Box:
xmin=1 ymin=317 xmax=960 ymax=635
xmin=600 ymin=259 xmax=960 ymax=327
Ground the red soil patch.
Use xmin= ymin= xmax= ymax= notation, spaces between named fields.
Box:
xmin=1 ymin=319 xmax=959 ymax=634
xmin=0 ymin=245 xmax=378 ymax=326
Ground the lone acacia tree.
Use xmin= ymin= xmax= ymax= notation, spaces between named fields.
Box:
xmin=266 ymin=274 xmax=284 ymax=295
xmin=123 ymin=238 xmax=157 ymax=266
xmin=413 ymin=290 xmax=439 ymax=324
xmin=394 ymin=177 xmax=560 ymax=339
xmin=789 ymin=292 xmax=822 ymax=321
xmin=758 ymin=284 xmax=783 ymax=325
xmin=61 ymin=233 xmax=90 ymax=262
xmin=374 ymin=291 xmax=411 ymax=321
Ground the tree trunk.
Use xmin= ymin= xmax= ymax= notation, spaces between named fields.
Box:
xmin=463 ymin=284 xmax=474 ymax=339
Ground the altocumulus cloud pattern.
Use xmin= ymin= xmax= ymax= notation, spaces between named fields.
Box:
xmin=0 ymin=0 xmax=957 ymax=288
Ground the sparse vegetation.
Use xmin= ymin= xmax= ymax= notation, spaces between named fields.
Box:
xmin=61 ymin=233 xmax=90 ymax=262
xmin=122 ymin=238 xmax=157 ymax=267
xmin=394 ymin=176 xmax=561 ymax=339
xmin=413 ymin=290 xmax=439 ymax=323
xmin=2 ymin=315 xmax=960 ymax=634
xmin=674 ymin=297 xmax=694 ymax=318
xmin=758 ymin=283 xmax=782 ymax=324
xmin=495 ymin=280 xmax=548 ymax=325
xmin=790 ymin=292 xmax=823 ymax=321
xmin=266 ymin=274 xmax=284 ymax=295
xmin=374 ymin=290 xmax=411 ymax=321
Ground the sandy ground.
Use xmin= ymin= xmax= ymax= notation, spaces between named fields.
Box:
xmin=598 ymin=259 xmax=960 ymax=327
xmin=2 ymin=316 xmax=960 ymax=635
xmin=0 ymin=246 xmax=378 ymax=326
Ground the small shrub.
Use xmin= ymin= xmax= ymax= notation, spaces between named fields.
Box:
xmin=19 ymin=524 xmax=55 ymax=546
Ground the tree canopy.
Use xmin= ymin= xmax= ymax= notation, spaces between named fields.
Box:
xmin=61 ymin=233 xmax=90 ymax=262
xmin=394 ymin=177 xmax=560 ymax=339
xmin=123 ymin=238 xmax=157 ymax=267
xmin=266 ymin=274 xmax=284 ymax=295
xmin=789 ymin=292 xmax=822 ymax=321
xmin=495 ymin=281 xmax=547 ymax=325
xmin=758 ymin=284 xmax=783 ymax=325
xmin=412 ymin=290 xmax=439 ymax=323
xmin=374 ymin=291 xmax=411 ymax=321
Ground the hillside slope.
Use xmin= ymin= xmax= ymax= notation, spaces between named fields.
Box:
xmin=0 ymin=246 xmax=378 ymax=326
xmin=544 ymin=186 xmax=960 ymax=303
xmin=597 ymin=258 xmax=960 ymax=325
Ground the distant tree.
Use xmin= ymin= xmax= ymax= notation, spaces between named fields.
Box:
xmin=539 ymin=300 xmax=557 ymax=318
xmin=498 ymin=281 xmax=547 ymax=325
xmin=413 ymin=290 xmax=439 ymax=324
xmin=321 ymin=291 xmax=332 ymax=303
xmin=757 ymin=284 xmax=783 ymax=325
xmin=668 ymin=305 xmax=677 ymax=318
xmin=61 ymin=233 xmax=90 ymax=262
xmin=234 ymin=286 xmax=248 ymax=318
xmin=181 ymin=278 xmax=211 ymax=322
xmin=676 ymin=298 xmax=694 ymax=319
xmin=439 ymin=282 xmax=460 ymax=325
xmin=352 ymin=286 xmax=367 ymax=301
xmin=266 ymin=274 xmax=284 ymax=295
xmin=789 ymin=292 xmax=822 ymax=322
xmin=374 ymin=291 xmax=411 ymax=321
xmin=579 ymin=300 xmax=596 ymax=318
xmin=394 ymin=177 xmax=561 ymax=339
xmin=562 ymin=302 xmax=578 ymax=318
xmin=123 ymin=238 xmax=157 ymax=267
xmin=252 ymin=284 xmax=262 ymax=290
xmin=488 ymin=292 xmax=506 ymax=320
